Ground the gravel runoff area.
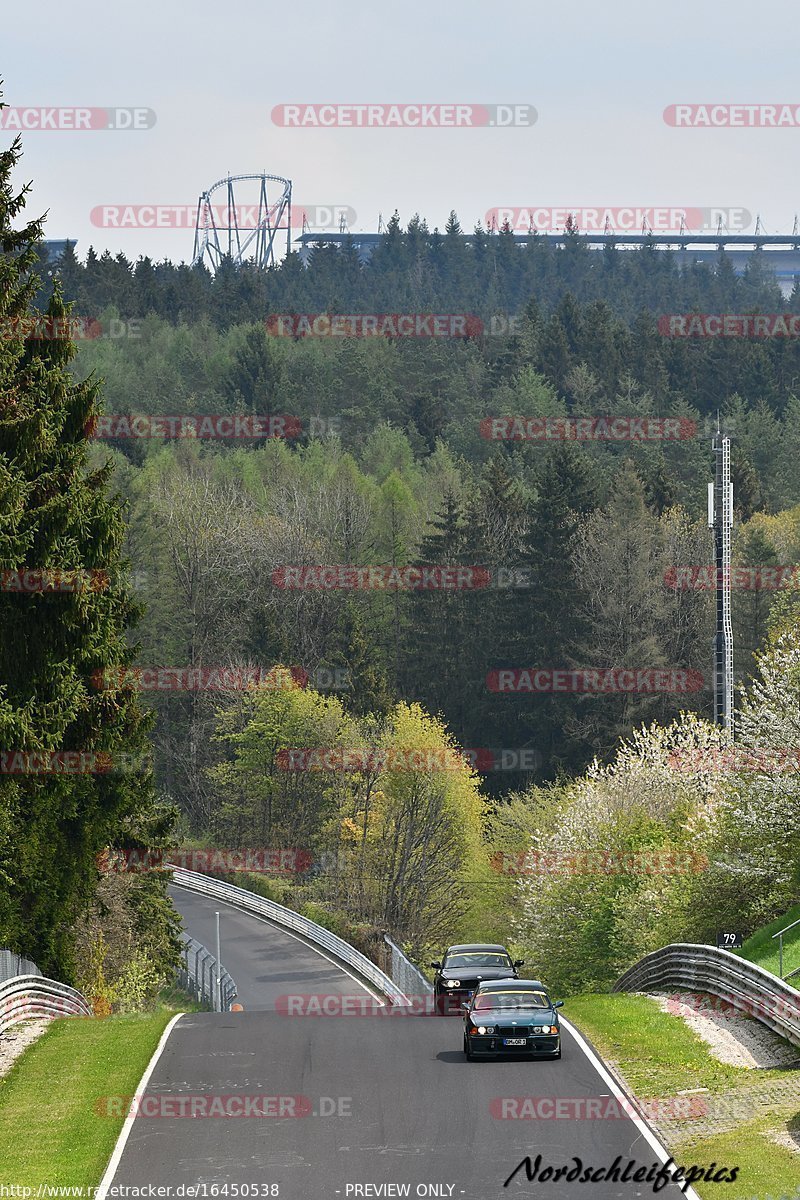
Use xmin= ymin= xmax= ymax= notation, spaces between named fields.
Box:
xmin=648 ymin=990 xmax=800 ymax=1070
xmin=636 ymin=991 xmax=800 ymax=1148
xmin=0 ymin=1019 xmax=50 ymax=1078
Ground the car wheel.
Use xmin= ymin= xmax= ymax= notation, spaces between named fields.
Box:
xmin=463 ymin=1034 xmax=474 ymax=1061
xmin=553 ymin=1047 xmax=561 ymax=1059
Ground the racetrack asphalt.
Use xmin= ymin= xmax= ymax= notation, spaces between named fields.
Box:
xmin=101 ymin=885 xmax=716 ymax=1199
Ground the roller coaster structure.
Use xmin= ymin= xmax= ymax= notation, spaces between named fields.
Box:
xmin=191 ymin=173 xmax=292 ymax=270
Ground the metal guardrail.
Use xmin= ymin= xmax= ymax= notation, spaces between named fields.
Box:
xmin=772 ymin=916 xmax=800 ymax=979
xmin=383 ymin=933 xmax=433 ymax=998
xmin=0 ymin=974 xmax=93 ymax=1034
xmin=614 ymin=943 xmax=800 ymax=1049
xmin=0 ymin=949 xmax=41 ymax=983
xmin=169 ymin=866 xmax=409 ymax=1005
xmin=177 ymin=934 xmax=237 ymax=1012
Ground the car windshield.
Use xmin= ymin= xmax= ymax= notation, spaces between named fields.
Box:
xmin=443 ymin=952 xmax=512 ymax=969
xmin=473 ymin=990 xmax=549 ymax=1011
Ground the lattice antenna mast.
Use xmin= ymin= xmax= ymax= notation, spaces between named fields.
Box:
xmin=708 ymin=420 xmax=734 ymax=733
xmin=191 ymin=173 xmax=292 ymax=271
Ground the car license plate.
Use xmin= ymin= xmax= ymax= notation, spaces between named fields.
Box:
xmin=503 ymin=1037 xmax=526 ymax=1046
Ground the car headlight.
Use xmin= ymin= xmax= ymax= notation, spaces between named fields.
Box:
xmin=477 ymin=1025 xmax=495 ymax=1035
xmin=444 ymin=979 xmax=461 ymax=988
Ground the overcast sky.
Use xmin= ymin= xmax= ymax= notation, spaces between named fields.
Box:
xmin=3 ymin=0 xmax=799 ymax=263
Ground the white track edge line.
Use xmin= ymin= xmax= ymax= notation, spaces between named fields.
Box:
xmin=561 ymin=1016 xmax=703 ymax=1200
xmin=173 ymin=883 xmax=389 ymax=1006
xmin=96 ymin=1011 xmax=184 ymax=1200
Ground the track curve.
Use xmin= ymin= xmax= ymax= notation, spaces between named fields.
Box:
xmin=100 ymin=884 xmax=702 ymax=1199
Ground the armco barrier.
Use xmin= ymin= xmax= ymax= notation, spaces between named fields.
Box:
xmin=0 ymin=974 xmax=93 ymax=1034
xmin=169 ymin=865 xmax=410 ymax=1004
xmin=614 ymin=943 xmax=800 ymax=1048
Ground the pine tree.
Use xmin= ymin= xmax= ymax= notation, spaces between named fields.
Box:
xmin=512 ymin=445 xmax=598 ymax=775
xmin=402 ymin=490 xmax=471 ymax=734
xmin=0 ymin=123 xmax=161 ymax=977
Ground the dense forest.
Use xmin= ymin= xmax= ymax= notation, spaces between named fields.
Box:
xmin=3 ymin=190 xmax=799 ymax=998
xmin=47 ymin=223 xmax=800 ymax=797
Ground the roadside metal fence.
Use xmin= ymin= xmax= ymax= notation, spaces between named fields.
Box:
xmin=176 ymin=934 xmax=238 ymax=1012
xmin=169 ymin=866 xmax=408 ymax=1004
xmin=383 ymin=933 xmax=433 ymax=998
xmin=614 ymin=942 xmax=800 ymax=1048
xmin=0 ymin=949 xmax=41 ymax=984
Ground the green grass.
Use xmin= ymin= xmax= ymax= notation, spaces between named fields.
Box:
xmin=738 ymin=903 xmax=800 ymax=980
xmin=679 ymin=1120 xmax=800 ymax=1200
xmin=0 ymin=1011 xmax=175 ymax=1185
xmin=567 ymin=993 xmax=800 ymax=1199
xmin=158 ymin=981 xmax=207 ymax=1013
xmin=566 ymin=993 xmax=776 ymax=1095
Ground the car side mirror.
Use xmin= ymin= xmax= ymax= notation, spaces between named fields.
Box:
xmin=553 ymin=1000 xmax=564 ymax=1009
xmin=513 ymin=959 xmax=525 ymax=968
xmin=460 ymin=1001 xmax=470 ymax=1012
xmin=430 ymin=961 xmax=441 ymax=969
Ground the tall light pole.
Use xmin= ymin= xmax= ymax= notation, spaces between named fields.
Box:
xmin=215 ymin=910 xmax=222 ymax=1013
xmin=708 ymin=424 xmax=734 ymax=733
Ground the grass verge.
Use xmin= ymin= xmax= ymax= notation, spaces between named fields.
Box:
xmin=0 ymin=1010 xmax=175 ymax=1186
xmin=679 ymin=1121 xmax=800 ymax=1199
xmin=738 ymin=903 xmax=800 ymax=980
xmin=567 ymin=993 xmax=799 ymax=1200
